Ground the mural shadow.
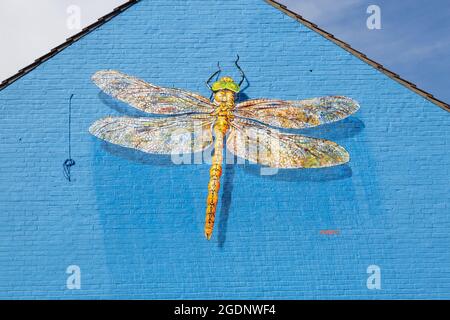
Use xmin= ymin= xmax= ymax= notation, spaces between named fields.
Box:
xmin=241 ymin=163 xmax=353 ymax=182
xmin=217 ymin=164 xmax=235 ymax=248
xmin=280 ymin=116 xmax=365 ymax=141
xmin=99 ymin=92 xmax=149 ymax=117
xmin=235 ymin=116 xmax=364 ymax=183
xmin=96 ymin=90 xmax=364 ymax=246
xmin=99 ymin=141 xmax=206 ymax=168
xmin=237 ymin=92 xmax=251 ymax=104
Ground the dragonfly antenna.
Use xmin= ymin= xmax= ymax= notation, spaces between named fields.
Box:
xmin=206 ymin=62 xmax=221 ymax=90
xmin=63 ymin=94 xmax=76 ymax=182
xmin=235 ymin=55 xmax=247 ymax=87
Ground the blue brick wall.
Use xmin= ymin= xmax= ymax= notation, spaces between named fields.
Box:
xmin=0 ymin=0 xmax=449 ymax=299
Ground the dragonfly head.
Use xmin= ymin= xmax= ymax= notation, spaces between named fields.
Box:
xmin=211 ymin=77 xmax=240 ymax=94
xmin=212 ymin=77 xmax=240 ymax=105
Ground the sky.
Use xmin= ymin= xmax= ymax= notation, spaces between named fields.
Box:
xmin=0 ymin=0 xmax=126 ymax=82
xmin=0 ymin=0 xmax=449 ymax=103
xmin=279 ymin=0 xmax=450 ymax=103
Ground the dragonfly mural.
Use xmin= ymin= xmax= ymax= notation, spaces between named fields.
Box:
xmin=89 ymin=57 xmax=360 ymax=240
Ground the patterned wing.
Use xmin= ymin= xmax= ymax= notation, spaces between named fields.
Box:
xmin=89 ymin=114 xmax=214 ymax=154
xmin=235 ymin=96 xmax=359 ymax=129
xmin=227 ymin=118 xmax=349 ymax=168
xmin=92 ymin=70 xmax=215 ymax=114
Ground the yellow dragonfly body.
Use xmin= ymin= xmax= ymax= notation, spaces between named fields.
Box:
xmin=89 ymin=69 xmax=359 ymax=240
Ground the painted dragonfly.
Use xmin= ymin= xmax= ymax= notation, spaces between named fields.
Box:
xmin=89 ymin=59 xmax=360 ymax=240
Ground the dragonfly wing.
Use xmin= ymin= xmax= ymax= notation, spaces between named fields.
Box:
xmin=234 ymin=96 xmax=359 ymax=129
xmin=227 ymin=118 xmax=349 ymax=168
xmin=92 ymin=70 xmax=215 ymax=114
xmin=89 ymin=114 xmax=214 ymax=154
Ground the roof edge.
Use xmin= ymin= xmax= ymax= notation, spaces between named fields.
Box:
xmin=0 ymin=0 xmax=140 ymax=91
xmin=265 ymin=0 xmax=450 ymax=112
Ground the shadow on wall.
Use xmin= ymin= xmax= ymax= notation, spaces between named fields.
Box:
xmin=283 ymin=116 xmax=365 ymax=141
xmin=101 ymin=142 xmax=184 ymax=167
xmin=92 ymin=88 xmax=365 ymax=249
xmin=99 ymin=92 xmax=152 ymax=117
xmin=97 ymin=88 xmax=365 ymax=176
xmin=97 ymin=116 xmax=361 ymax=181
xmin=217 ymin=164 xmax=235 ymax=248
xmin=242 ymin=163 xmax=353 ymax=182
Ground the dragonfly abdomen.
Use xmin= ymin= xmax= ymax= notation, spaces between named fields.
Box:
xmin=204 ymin=120 xmax=229 ymax=240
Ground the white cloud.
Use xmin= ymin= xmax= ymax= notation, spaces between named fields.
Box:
xmin=281 ymin=0 xmax=362 ymax=25
xmin=0 ymin=0 xmax=127 ymax=82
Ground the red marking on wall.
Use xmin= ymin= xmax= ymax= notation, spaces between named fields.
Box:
xmin=320 ymin=230 xmax=340 ymax=235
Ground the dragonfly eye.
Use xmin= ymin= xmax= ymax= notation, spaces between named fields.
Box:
xmin=214 ymin=91 xmax=224 ymax=101
xmin=212 ymin=77 xmax=240 ymax=93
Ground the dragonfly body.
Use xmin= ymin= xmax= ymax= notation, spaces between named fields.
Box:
xmin=205 ymin=78 xmax=237 ymax=239
xmin=89 ymin=69 xmax=360 ymax=241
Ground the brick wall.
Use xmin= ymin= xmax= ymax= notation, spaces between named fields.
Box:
xmin=0 ymin=0 xmax=449 ymax=299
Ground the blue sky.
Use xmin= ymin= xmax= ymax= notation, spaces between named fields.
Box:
xmin=280 ymin=0 xmax=450 ymax=103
